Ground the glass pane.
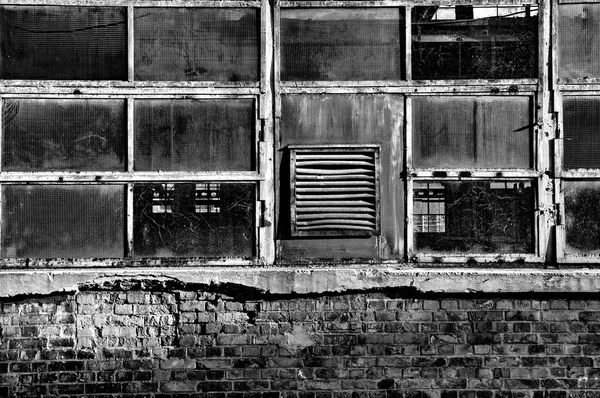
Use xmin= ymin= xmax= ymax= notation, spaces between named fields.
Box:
xmin=134 ymin=99 xmax=254 ymax=171
xmin=133 ymin=183 xmax=255 ymax=258
xmin=0 ymin=6 xmax=127 ymax=80
xmin=281 ymin=8 xmax=403 ymax=81
xmin=565 ymin=181 xmax=600 ymax=254
xmin=412 ymin=96 xmax=532 ymax=169
xmin=134 ymin=8 xmax=259 ymax=81
xmin=413 ymin=181 xmax=534 ymax=253
xmin=2 ymin=99 xmax=126 ymax=171
xmin=563 ymin=97 xmax=600 ymax=170
xmin=412 ymin=6 xmax=538 ymax=79
xmin=2 ymin=185 xmax=124 ymax=258
xmin=558 ymin=4 xmax=600 ymax=79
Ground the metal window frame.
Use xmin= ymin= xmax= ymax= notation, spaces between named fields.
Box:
xmin=0 ymin=0 xmax=275 ymax=265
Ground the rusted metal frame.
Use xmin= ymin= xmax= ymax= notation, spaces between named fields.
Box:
xmin=0 ymin=87 xmax=262 ymax=96
xmin=280 ymin=79 xmax=538 ymax=88
xmin=0 ymin=0 xmax=261 ymax=6
xmin=273 ymin=1 xmax=282 ymax=119
xmin=558 ymin=83 xmax=600 ymax=90
xmin=127 ymin=97 xmax=134 ymax=173
xmin=128 ymin=6 xmax=134 ymax=82
xmin=405 ymin=97 xmax=414 ymax=257
xmin=0 ymin=173 xmax=263 ymax=183
xmin=410 ymin=170 xmax=541 ymax=178
xmin=412 ymin=254 xmax=542 ymax=264
xmin=258 ymin=0 xmax=275 ymax=264
xmin=280 ymin=85 xmax=539 ymax=94
xmin=557 ymin=0 xmax=600 ymax=3
xmin=280 ymin=0 xmax=537 ymax=6
xmin=0 ymin=258 xmax=258 ymax=267
xmin=0 ymin=81 xmax=260 ymax=88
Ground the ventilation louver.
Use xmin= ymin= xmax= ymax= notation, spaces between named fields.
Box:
xmin=290 ymin=145 xmax=380 ymax=237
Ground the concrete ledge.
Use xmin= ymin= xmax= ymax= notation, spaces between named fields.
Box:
xmin=2 ymin=267 xmax=600 ymax=297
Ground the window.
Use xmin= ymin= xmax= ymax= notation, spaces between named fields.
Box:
xmin=0 ymin=3 xmax=268 ymax=263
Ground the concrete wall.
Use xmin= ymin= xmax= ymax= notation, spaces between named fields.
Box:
xmin=0 ymin=279 xmax=598 ymax=397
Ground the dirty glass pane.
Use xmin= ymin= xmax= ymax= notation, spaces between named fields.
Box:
xmin=0 ymin=6 xmax=127 ymax=80
xmin=563 ymin=97 xmax=600 ymax=170
xmin=133 ymin=183 xmax=255 ymax=257
xmin=412 ymin=6 xmax=538 ymax=79
xmin=134 ymin=8 xmax=259 ymax=81
xmin=281 ymin=8 xmax=403 ymax=81
xmin=413 ymin=181 xmax=534 ymax=253
xmin=565 ymin=181 xmax=600 ymax=254
xmin=412 ymin=96 xmax=532 ymax=169
xmin=2 ymin=99 xmax=126 ymax=171
xmin=134 ymin=99 xmax=254 ymax=171
xmin=558 ymin=4 xmax=600 ymax=79
xmin=2 ymin=185 xmax=125 ymax=258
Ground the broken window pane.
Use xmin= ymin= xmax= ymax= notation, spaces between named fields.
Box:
xmin=413 ymin=181 xmax=534 ymax=253
xmin=2 ymin=185 xmax=125 ymax=258
xmin=134 ymin=8 xmax=259 ymax=81
xmin=0 ymin=6 xmax=127 ymax=80
xmin=412 ymin=96 xmax=532 ymax=169
xmin=134 ymin=99 xmax=254 ymax=171
xmin=558 ymin=4 xmax=600 ymax=79
xmin=412 ymin=6 xmax=538 ymax=79
xmin=133 ymin=183 xmax=255 ymax=257
xmin=565 ymin=181 xmax=600 ymax=254
xmin=281 ymin=8 xmax=403 ymax=81
xmin=2 ymin=99 xmax=126 ymax=171
xmin=563 ymin=97 xmax=600 ymax=170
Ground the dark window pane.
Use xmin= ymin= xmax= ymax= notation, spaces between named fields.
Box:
xmin=2 ymin=99 xmax=126 ymax=171
xmin=2 ymin=185 xmax=124 ymax=258
xmin=558 ymin=4 xmax=600 ymax=79
xmin=565 ymin=181 xmax=600 ymax=254
xmin=563 ymin=97 xmax=600 ymax=170
xmin=134 ymin=99 xmax=254 ymax=171
xmin=413 ymin=181 xmax=534 ymax=253
xmin=412 ymin=6 xmax=538 ymax=79
xmin=412 ymin=96 xmax=532 ymax=169
xmin=133 ymin=183 xmax=255 ymax=258
xmin=281 ymin=8 xmax=403 ymax=81
xmin=134 ymin=8 xmax=259 ymax=81
xmin=0 ymin=6 xmax=127 ymax=80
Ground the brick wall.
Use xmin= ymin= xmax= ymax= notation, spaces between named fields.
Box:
xmin=0 ymin=282 xmax=596 ymax=397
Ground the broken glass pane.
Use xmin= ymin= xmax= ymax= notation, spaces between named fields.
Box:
xmin=2 ymin=185 xmax=125 ymax=258
xmin=0 ymin=6 xmax=127 ymax=80
xmin=134 ymin=8 xmax=259 ymax=81
xmin=412 ymin=6 xmax=538 ymax=79
xmin=412 ymin=96 xmax=532 ymax=169
xmin=413 ymin=181 xmax=534 ymax=253
xmin=565 ymin=181 xmax=600 ymax=254
xmin=133 ymin=183 xmax=255 ymax=257
xmin=281 ymin=8 xmax=403 ymax=81
xmin=2 ymin=99 xmax=126 ymax=171
xmin=563 ymin=97 xmax=600 ymax=170
xmin=558 ymin=4 xmax=600 ymax=79
xmin=134 ymin=99 xmax=254 ymax=171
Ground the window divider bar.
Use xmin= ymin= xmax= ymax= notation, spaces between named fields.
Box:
xmin=127 ymin=97 xmax=135 ymax=173
xmin=128 ymin=6 xmax=134 ymax=83
xmin=405 ymin=6 xmax=411 ymax=82
xmin=0 ymin=97 xmax=3 ymax=174
xmin=405 ymin=178 xmax=414 ymax=259
xmin=127 ymin=183 xmax=134 ymax=258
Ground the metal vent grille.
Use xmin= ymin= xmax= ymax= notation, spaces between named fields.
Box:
xmin=290 ymin=145 xmax=380 ymax=237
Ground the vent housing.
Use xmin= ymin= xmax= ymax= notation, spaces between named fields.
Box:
xmin=289 ymin=145 xmax=380 ymax=237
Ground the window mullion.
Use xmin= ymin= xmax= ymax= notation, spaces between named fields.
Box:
xmin=128 ymin=6 xmax=134 ymax=82
xmin=405 ymin=5 xmax=412 ymax=82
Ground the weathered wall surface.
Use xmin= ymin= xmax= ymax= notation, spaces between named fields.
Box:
xmin=0 ymin=278 xmax=598 ymax=398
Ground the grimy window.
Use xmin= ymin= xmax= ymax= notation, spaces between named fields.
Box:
xmin=0 ymin=3 xmax=269 ymax=264
xmin=1 ymin=0 xmax=586 ymax=266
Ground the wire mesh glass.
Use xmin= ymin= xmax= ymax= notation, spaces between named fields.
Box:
xmin=412 ymin=6 xmax=538 ymax=79
xmin=563 ymin=97 xmax=600 ymax=170
xmin=2 ymin=99 xmax=126 ymax=171
xmin=558 ymin=4 xmax=600 ymax=79
xmin=280 ymin=8 xmax=403 ymax=81
xmin=412 ymin=96 xmax=532 ymax=169
xmin=133 ymin=183 xmax=255 ymax=258
xmin=564 ymin=181 xmax=600 ymax=254
xmin=0 ymin=6 xmax=127 ymax=80
xmin=134 ymin=8 xmax=259 ymax=81
xmin=134 ymin=99 xmax=255 ymax=171
xmin=2 ymin=185 xmax=125 ymax=258
xmin=413 ymin=180 xmax=535 ymax=253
